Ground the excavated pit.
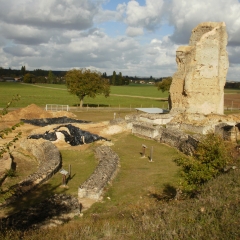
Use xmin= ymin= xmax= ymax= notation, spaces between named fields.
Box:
xmin=21 ymin=116 xmax=90 ymax=126
xmin=28 ymin=123 xmax=109 ymax=146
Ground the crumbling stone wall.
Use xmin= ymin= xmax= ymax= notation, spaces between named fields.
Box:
xmin=132 ymin=122 xmax=161 ymax=139
xmin=215 ymin=123 xmax=240 ymax=142
xmin=158 ymin=128 xmax=199 ymax=156
xmin=131 ymin=122 xmax=199 ymax=155
xmin=78 ymin=146 xmax=119 ymax=200
xmin=0 ymin=139 xmax=61 ymax=206
xmin=170 ymin=22 xmax=228 ymax=115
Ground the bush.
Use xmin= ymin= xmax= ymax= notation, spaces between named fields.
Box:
xmin=5 ymin=168 xmax=17 ymax=178
xmin=174 ymin=133 xmax=234 ymax=192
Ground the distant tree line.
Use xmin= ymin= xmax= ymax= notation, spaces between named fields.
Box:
xmin=225 ymin=81 xmax=240 ymax=89
xmin=0 ymin=66 xmax=67 ymax=84
xmin=102 ymin=71 xmax=162 ymax=86
xmin=1 ymin=66 xmax=166 ymax=86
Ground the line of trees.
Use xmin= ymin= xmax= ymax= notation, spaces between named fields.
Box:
xmin=225 ymin=81 xmax=240 ymax=89
xmin=0 ymin=66 xmax=66 ymax=84
xmin=102 ymin=71 xmax=163 ymax=85
xmin=23 ymin=70 xmax=65 ymax=84
xmin=109 ymin=71 xmax=130 ymax=86
xmin=1 ymin=67 xmax=159 ymax=85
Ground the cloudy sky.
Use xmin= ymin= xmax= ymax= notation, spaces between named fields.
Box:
xmin=0 ymin=0 xmax=239 ymax=80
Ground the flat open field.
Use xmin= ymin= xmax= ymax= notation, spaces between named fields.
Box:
xmin=0 ymin=82 xmax=169 ymax=109
xmin=1 ymin=82 xmax=239 ymax=112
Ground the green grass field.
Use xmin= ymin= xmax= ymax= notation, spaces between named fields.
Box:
xmin=1 ymin=82 xmax=239 ymax=111
xmin=0 ymin=82 xmax=168 ymax=109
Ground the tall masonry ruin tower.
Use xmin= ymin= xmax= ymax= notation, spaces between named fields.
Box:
xmin=169 ymin=22 xmax=229 ymax=115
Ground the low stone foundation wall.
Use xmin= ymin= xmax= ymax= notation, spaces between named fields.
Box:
xmin=78 ymin=146 xmax=119 ymax=200
xmin=125 ymin=113 xmax=173 ymax=129
xmin=157 ymin=128 xmax=199 ymax=156
xmin=166 ymin=122 xmax=214 ymax=134
xmin=132 ymin=122 xmax=199 ymax=155
xmin=132 ymin=122 xmax=161 ymax=139
xmin=0 ymin=138 xmax=61 ymax=207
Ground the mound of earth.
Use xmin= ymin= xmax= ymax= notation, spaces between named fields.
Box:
xmin=1 ymin=104 xmax=77 ymax=122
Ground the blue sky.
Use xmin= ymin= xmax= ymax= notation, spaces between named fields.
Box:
xmin=0 ymin=0 xmax=239 ymax=80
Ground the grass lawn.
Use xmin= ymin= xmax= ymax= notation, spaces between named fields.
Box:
xmin=0 ymin=82 xmax=168 ymax=109
xmin=1 ymin=83 xmax=240 ymax=112
xmin=224 ymin=88 xmax=240 ymax=94
xmin=85 ymin=133 xmax=182 ymax=214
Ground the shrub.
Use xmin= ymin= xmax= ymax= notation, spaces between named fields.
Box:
xmin=174 ymin=133 xmax=234 ymax=192
xmin=5 ymin=168 xmax=17 ymax=178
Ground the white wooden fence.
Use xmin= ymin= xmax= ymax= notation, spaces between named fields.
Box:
xmin=45 ymin=104 xmax=69 ymax=111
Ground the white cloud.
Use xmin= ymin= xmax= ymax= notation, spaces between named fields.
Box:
xmin=0 ymin=23 xmax=51 ymax=45
xmin=0 ymin=0 xmax=239 ymax=81
xmin=126 ymin=27 xmax=144 ymax=37
xmin=0 ymin=0 xmax=98 ymax=30
xmin=167 ymin=0 xmax=240 ymax=46
xmin=3 ymin=45 xmax=40 ymax=57
xmin=125 ymin=0 xmax=164 ymax=36
xmin=95 ymin=2 xmax=127 ymax=23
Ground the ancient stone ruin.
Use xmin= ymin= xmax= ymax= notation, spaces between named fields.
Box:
xmin=126 ymin=22 xmax=240 ymax=146
xmin=169 ymin=22 xmax=229 ymax=115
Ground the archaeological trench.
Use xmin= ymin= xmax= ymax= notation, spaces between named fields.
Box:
xmin=1 ymin=22 xmax=240 ymax=230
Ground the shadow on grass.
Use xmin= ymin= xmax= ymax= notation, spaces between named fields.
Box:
xmin=5 ymin=182 xmax=66 ymax=214
xmin=0 ymin=182 xmax=78 ymax=232
xmin=66 ymin=173 xmax=76 ymax=184
xmin=149 ymin=184 xmax=177 ymax=202
xmin=73 ymin=103 xmax=109 ymax=107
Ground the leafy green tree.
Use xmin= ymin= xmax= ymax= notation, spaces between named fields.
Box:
xmin=174 ymin=133 xmax=234 ymax=192
xmin=124 ymin=76 xmax=130 ymax=85
xmin=157 ymin=77 xmax=172 ymax=92
xmin=47 ymin=70 xmax=56 ymax=84
xmin=111 ymin=71 xmax=116 ymax=85
xmin=20 ymin=66 xmax=26 ymax=76
xmin=102 ymin=72 xmax=107 ymax=79
xmin=65 ymin=68 xmax=110 ymax=108
xmin=35 ymin=76 xmax=47 ymax=83
xmin=34 ymin=69 xmax=48 ymax=77
xmin=118 ymin=72 xmax=123 ymax=85
xmin=23 ymin=73 xmax=35 ymax=83
xmin=157 ymin=77 xmax=172 ymax=109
